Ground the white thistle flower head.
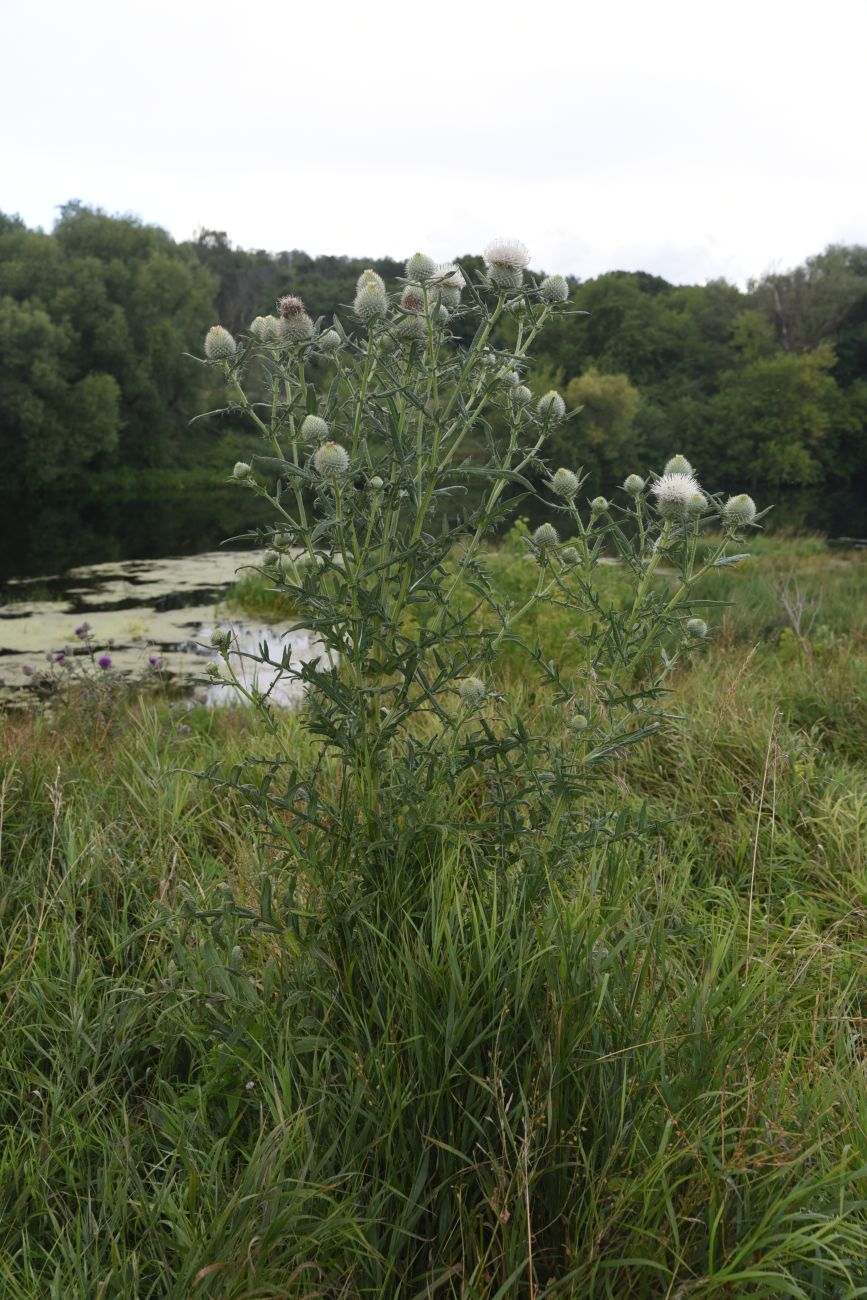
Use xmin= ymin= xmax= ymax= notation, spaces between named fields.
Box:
xmin=277 ymin=313 xmax=314 ymax=345
xmin=538 ymin=390 xmax=566 ymax=420
xmin=400 ymin=284 xmax=426 ymax=313
xmin=484 ymin=238 xmax=530 ymax=291
xmin=356 ymin=269 xmax=386 ymax=294
xmin=232 ymin=461 xmax=251 ymax=479
xmin=354 ymin=280 xmax=389 ymax=324
xmin=313 ymin=441 xmax=350 ymax=481
xmin=533 ymin=522 xmax=559 ymax=551
xmin=651 ymin=472 xmax=702 ymax=521
xmin=686 ymin=617 xmax=708 ymax=638
xmin=591 ymin=496 xmax=609 ymax=516
xmin=204 ymin=325 xmax=236 ymax=360
xmin=434 ymin=264 xmax=465 ymax=307
xmin=551 ymin=467 xmax=579 ymax=498
xmin=539 ymin=274 xmax=569 ymax=304
xmin=664 ymin=453 xmax=694 ymax=478
xmin=623 ymin=474 xmax=646 ymax=495
xmin=249 ymin=315 xmax=278 ymax=342
xmin=318 ymin=328 xmax=342 ymax=355
xmin=301 ymin=414 xmax=329 ymax=442
xmin=723 ymin=493 xmax=757 ymax=528
xmin=514 ymin=385 xmax=532 ymax=404
xmin=405 ymin=252 xmax=437 ymax=283
xmin=458 ymin=676 xmax=487 ymax=708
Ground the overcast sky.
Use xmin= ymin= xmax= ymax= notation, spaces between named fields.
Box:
xmin=2 ymin=0 xmax=865 ymax=286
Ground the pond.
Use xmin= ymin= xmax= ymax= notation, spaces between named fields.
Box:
xmin=0 ymin=548 xmax=317 ymax=708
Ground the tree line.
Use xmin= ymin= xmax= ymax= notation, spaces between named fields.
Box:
xmin=1 ymin=203 xmax=865 ymax=529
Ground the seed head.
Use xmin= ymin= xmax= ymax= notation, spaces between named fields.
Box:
xmin=318 ymin=328 xmax=342 ymax=355
xmin=354 ymin=280 xmax=389 ymax=324
xmin=539 ymin=274 xmax=569 ymax=304
xmin=278 ymin=295 xmax=307 ymax=319
xmin=538 ymin=390 xmax=566 ymax=420
xmin=232 ymin=461 xmax=252 ymax=479
xmin=458 ymin=676 xmax=487 ymax=708
xmin=591 ymin=496 xmax=609 ymax=515
xmin=686 ymin=617 xmax=708 ymax=638
xmin=434 ymin=264 xmax=466 ymax=307
xmin=551 ymin=467 xmax=579 ymax=498
xmin=301 ymin=414 xmax=329 ymax=442
xmin=204 ymin=325 xmax=236 ymax=361
xmin=651 ymin=472 xmax=702 ymax=521
xmin=250 ymin=315 xmax=278 ymax=342
xmin=533 ymin=522 xmax=559 ymax=550
xmin=313 ymin=441 xmax=350 ymax=481
xmin=623 ymin=474 xmax=646 ymax=495
xmin=723 ymin=493 xmax=757 ymax=528
xmin=664 ymin=453 xmax=694 ymax=477
xmin=405 ymin=252 xmax=437 ymax=283
xmin=484 ymin=237 xmax=530 ymax=290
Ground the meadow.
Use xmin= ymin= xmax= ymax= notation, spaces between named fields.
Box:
xmin=2 ymin=533 xmax=867 ymax=1297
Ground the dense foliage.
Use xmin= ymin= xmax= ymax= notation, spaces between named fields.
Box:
xmin=1 ymin=206 xmax=865 ymax=530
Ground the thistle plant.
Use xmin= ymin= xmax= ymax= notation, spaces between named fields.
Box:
xmin=199 ymin=244 xmax=763 ymax=895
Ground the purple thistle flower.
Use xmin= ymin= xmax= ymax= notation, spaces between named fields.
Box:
xmin=98 ymin=655 xmax=112 ymax=670
xmin=54 ymin=651 xmax=66 ymax=663
xmin=148 ymin=654 xmax=163 ymax=669
xmin=75 ymin=622 xmax=91 ymax=638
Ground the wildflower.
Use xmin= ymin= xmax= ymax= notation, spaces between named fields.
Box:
xmin=313 ymin=441 xmax=350 ymax=481
xmin=651 ymin=471 xmax=702 ymax=522
xmin=356 ymin=269 xmax=385 ymax=293
xmin=663 ymin=453 xmax=694 ymax=477
xmin=590 ymin=496 xmax=609 ymax=515
xmin=53 ymin=651 xmax=66 ymax=663
xmin=686 ymin=618 xmax=708 ymax=638
xmin=688 ymin=490 xmax=707 ymax=515
xmin=210 ymin=628 xmax=232 ymax=652
xmin=623 ymin=474 xmax=645 ymax=495
xmin=539 ymin=274 xmax=569 ymax=304
xmin=400 ymin=284 xmax=426 ymax=313
xmin=148 ymin=654 xmax=163 ymax=669
xmin=551 ymin=467 xmax=579 ymax=498
xmin=232 ymin=461 xmax=252 ymax=479
xmin=276 ymin=295 xmax=315 ymax=343
xmin=204 ymin=325 xmax=236 ymax=361
xmin=98 ymin=654 xmax=112 ymax=670
xmin=458 ymin=676 xmax=487 ymax=707
xmin=533 ymin=522 xmax=559 ymax=551
xmin=513 ymin=385 xmax=532 ymax=405
xmin=405 ymin=252 xmax=437 ymax=283
xmin=74 ymin=621 xmax=91 ymax=637
xmin=484 ymin=237 xmax=531 ymax=289
xmin=538 ymin=390 xmax=566 ymax=420
xmin=300 ymin=414 xmax=329 ymax=442
xmin=250 ymin=315 xmax=278 ymax=341
xmin=318 ymin=328 xmax=342 ymax=354
xmin=434 ymin=264 xmax=466 ymax=307
xmin=723 ymin=493 xmax=757 ymax=528
xmin=354 ymin=278 xmax=389 ymax=324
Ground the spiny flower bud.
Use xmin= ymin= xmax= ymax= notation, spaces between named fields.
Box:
xmin=651 ymin=472 xmax=702 ymax=521
xmin=210 ymin=628 xmax=231 ymax=651
xmin=502 ymin=369 xmax=520 ymax=388
xmin=204 ymin=325 xmax=236 ymax=360
xmin=250 ymin=315 xmax=278 ymax=342
xmin=433 ymin=302 xmax=450 ymax=324
xmin=232 ymin=461 xmax=251 ymax=479
xmin=434 ymin=264 xmax=465 ymax=307
xmin=484 ymin=237 xmax=530 ymax=290
xmin=551 ymin=467 xmax=579 ymax=498
xmin=400 ymin=284 xmax=426 ymax=313
xmin=591 ymin=496 xmax=609 ymax=515
xmin=538 ymin=390 xmax=566 ymax=420
xmin=405 ymin=252 xmax=437 ymax=283
xmin=394 ymin=312 xmax=427 ymax=344
xmin=514 ymin=385 xmax=532 ymax=404
xmin=569 ymin=712 xmax=589 ymax=731
xmin=623 ymin=474 xmax=646 ymax=495
xmin=263 ymin=549 xmax=279 ymax=567
xmin=688 ymin=490 xmax=707 ymax=515
xmin=357 ymin=269 xmax=386 ymax=293
xmin=277 ymin=313 xmax=314 ymax=345
xmin=369 ymin=476 xmax=384 ymax=490
xmin=533 ymin=522 xmax=559 ymax=550
xmin=354 ymin=280 xmax=389 ymax=324
xmin=539 ymin=274 xmax=569 ymax=304
xmin=560 ymin=546 xmax=580 ymax=567
xmin=458 ymin=676 xmax=487 ymax=708
xmin=300 ymin=414 xmax=329 ymax=442
xmin=313 ymin=441 xmax=350 ymax=481
xmin=664 ymin=454 xmax=694 ymax=477
xmin=686 ymin=617 xmax=708 ymax=638
xmin=318 ymin=328 xmax=342 ymax=354
xmin=278 ymin=554 xmax=296 ymax=578
xmin=723 ymin=493 xmax=757 ymax=528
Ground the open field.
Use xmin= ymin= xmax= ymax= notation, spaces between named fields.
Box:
xmin=2 ymin=537 xmax=867 ymax=1297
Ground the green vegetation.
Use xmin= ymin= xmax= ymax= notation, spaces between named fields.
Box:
xmin=3 ymin=539 xmax=867 ymax=1296
xmin=1 ymin=209 xmax=865 ymax=535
